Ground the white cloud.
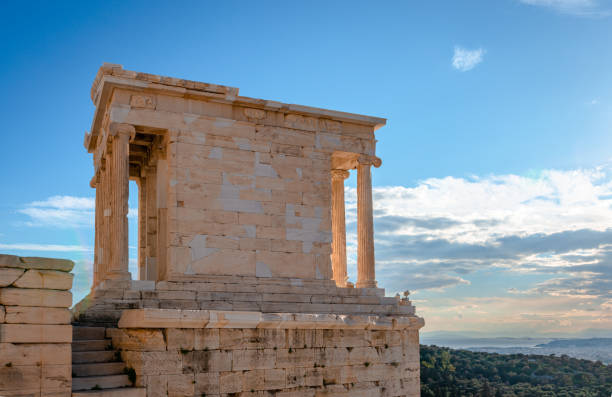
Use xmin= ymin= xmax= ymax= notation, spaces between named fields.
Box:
xmin=342 ymin=164 xmax=612 ymax=302
xmin=0 ymin=243 xmax=90 ymax=252
xmin=518 ymin=0 xmax=610 ymax=16
xmin=19 ymin=195 xmax=95 ymax=228
xmin=404 ymin=274 xmax=471 ymax=291
xmin=29 ymin=196 xmax=94 ymax=210
xmin=365 ymin=166 xmax=612 ymax=244
xmin=19 ymin=195 xmax=137 ymax=228
xmin=452 ymin=46 xmax=485 ymax=72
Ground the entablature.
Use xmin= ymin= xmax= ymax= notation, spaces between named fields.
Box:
xmin=86 ymin=64 xmax=386 ymax=154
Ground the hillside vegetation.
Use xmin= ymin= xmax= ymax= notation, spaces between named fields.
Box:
xmin=421 ymin=345 xmax=612 ymax=397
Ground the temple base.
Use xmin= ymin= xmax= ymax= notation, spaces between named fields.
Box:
xmin=356 ymin=280 xmax=378 ymax=289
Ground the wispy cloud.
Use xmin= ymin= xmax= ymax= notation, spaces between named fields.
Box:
xmin=19 ymin=195 xmax=137 ymax=228
xmin=0 ymin=243 xmax=90 ymax=252
xmin=518 ymin=0 xmax=610 ymax=17
xmin=452 ymin=46 xmax=485 ymax=72
xmin=29 ymin=196 xmax=94 ymax=210
xmin=19 ymin=195 xmax=95 ymax=228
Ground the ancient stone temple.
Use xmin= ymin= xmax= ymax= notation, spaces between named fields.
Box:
xmin=1 ymin=63 xmax=424 ymax=397
xmin=84 ymin=66 xmax=386 ymax=289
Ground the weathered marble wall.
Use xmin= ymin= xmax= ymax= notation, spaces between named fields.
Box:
xmin=110 ymin=309 xmax=421 ymax=397
xmin=167 ymin=119 xmax=337 ymax=281
xmin=0 ymin=254 xmax=74 ymax=397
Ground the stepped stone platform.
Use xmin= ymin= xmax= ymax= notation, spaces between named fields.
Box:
xmin=72 ymin=276 xmax=422 ymax=396
xmin=72 ymin=278 xmax=417 ymax=326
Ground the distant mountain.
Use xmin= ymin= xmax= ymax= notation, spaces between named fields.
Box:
xmin=536 ymin=338 xmax=612 ymax=348
xmin=422 ymin=330 xmax=612 ymax=340
xmin=463 ymin=338 xmax=612 ymax=364
xmin=422 ymin=335 xmax=553 ymax=348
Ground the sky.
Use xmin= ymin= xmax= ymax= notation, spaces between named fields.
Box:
xmin=1 ymin=0 xmax=612 ymax=337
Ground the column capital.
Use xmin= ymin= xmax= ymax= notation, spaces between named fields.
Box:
xmin=358 ymin=155 xmax=382 ymax=168
xmin=109 ymin=122 xmax=136 ymax=139
xmin=331 ymin=169 xmax=350 ymax=180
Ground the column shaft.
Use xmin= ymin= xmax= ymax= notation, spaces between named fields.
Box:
xmin=356 ymin=158 xmax=377 ymax=288
xmin=331 ymin=169 xmax=349 ymax=287
xmin=145 ymin=165 xmax=158 ymax=281
xmin=156 ymin=159 xmax=168 ymax=281
xmin=93 ymin=178 xmax=101 ymax=286
xmin=107 ymin=125 xmax=132 ymax=280
xmin=100 ymin=163 xmax=109 ymax=282
xmin=137 ymin=176 xmax=147 ymax=280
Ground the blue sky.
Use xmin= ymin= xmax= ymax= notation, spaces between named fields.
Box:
xmin=1 ymin=0 xmax=612 ymax=336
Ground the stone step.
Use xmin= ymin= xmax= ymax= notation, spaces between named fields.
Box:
xmin=72 ymin=375 xmax=131 ymax=391
xmin=72 ymin=388 xmax=146 ymax=397
xmin=72 ymin=339 xmax=111 ymax=352
xmin=73 ymin=362 xmax=125 ymax=377
xmin=73 ymin=326 xmax=107 ymax=340
xmin=73 ymin=350 xmax=117 ymax=364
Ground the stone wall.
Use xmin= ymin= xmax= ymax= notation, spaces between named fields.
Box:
xmin=0 ymin=254 xmax=74 ymax=397
xmin=110 ymin=309 xmax=422 ymax=397
xmin=165 ymin=115 xmax=360 ymax=281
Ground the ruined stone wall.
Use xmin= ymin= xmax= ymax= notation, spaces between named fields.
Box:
xmin=109 ymin=311 xmax=421 ymax=397
xmin=0 ymin=254 xmax=74 ymax=397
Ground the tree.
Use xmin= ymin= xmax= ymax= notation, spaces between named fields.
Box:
xmin=420 ymin=345 xmax=612 ymax=397
xmin=479 ymin=380 xmax=493 ymax=397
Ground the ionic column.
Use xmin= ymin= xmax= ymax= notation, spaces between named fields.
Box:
xmin=356 ymin=156 xmax=381 ymax=288
xmin=100 ymin=161 xmax=109 ymax=283
xmin=145 ymin=165 xmax=158 ymax=281
xmin=137 ymin=176 xmax=147 ymax=280
xmin=106 ymin=123 xmax=134 ymax=280
xmin=156 ymin=159 xmax=168 ymax=281
xmin=331 ymin=169 xmax=350 ymax=287
xmin=93 ymin=176 xmax=101 ymax=287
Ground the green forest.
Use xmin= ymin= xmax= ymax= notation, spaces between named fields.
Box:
xmin=421 ymin=345 xmax=612 ymax=397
